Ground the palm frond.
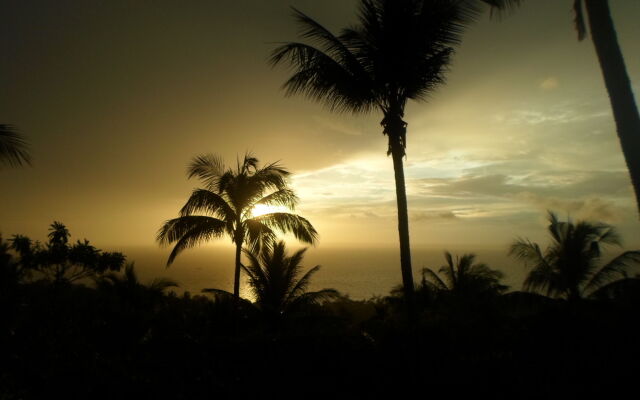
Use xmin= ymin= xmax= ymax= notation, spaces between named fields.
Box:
xmin=243 ymin=218 xmax=275 ymax=253
xmin=241 ymin=249 xmax=270 ymax=302
xmin=0 ymin=124 xmax=32 ymax=167
xmin=290 ymin=6 xmax=368 ymax=78
xmin=270 ymin=41 xmax=375 ymax=114
xmin=587 ymin=277 xmax=640 ymax=301
xmin=479 ymin=0 xmax=523 ymax=18
xmin=248 ymin=189 xmax=298 ymax=216
xmin=522 ymin=261 xmax=559 ymax=297
xmin=509 ymin=238 xmax=547 ymax=267
xmin=584 ymin=250 xmax=640 ymax=295
xmin=286 ymin=262 xmax=318 ymax=302
xmin=253 ymin=212 xmax=318 ymax=245
xmin=179 ymin=189 xmax=236 ymax=221
xmin=594 ymin=223 xmax=621 ymax=247
xmin=421 ymin=267 xmax=449 ymax=291
xmin=289 ymin=288 xmax=340 ymax=310
xmin=187 ymin=154 xmax=226 ymax=190
xmin=245 ymin=162 xmax=291 ymax=197
xmin=157 ymin=216 xmax=227 ymax=265
xmin=441 ymin=251 xmax=457 ymax=288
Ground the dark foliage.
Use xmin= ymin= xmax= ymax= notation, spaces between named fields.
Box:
xmin=4 ymin=222 xmax=126 ymax=285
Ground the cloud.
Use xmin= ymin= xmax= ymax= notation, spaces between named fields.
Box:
xmin=412 ymin=211 xmax=458 ymax=222
xmin=516 ymin=193 xmax=623 ymax=223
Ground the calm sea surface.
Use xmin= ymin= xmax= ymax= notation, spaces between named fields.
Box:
xmin=120 ymin=245 xmax=524 ymax=300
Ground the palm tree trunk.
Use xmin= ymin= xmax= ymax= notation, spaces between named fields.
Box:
xmin=388 ymin=132 xmax=415 ymax=314
xmin=233 ymin=241 xmax=242 ymax=300
xmin=232 ymin=238 xmax=242 ymax=334
xmin=584 ymin=0 xmax=640 ymax=216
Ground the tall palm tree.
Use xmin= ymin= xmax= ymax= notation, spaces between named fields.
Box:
xmin=0 ymin=124 xmax=31 ymax=168
xmin=157 ymin=153 xmax=317 ymax=305
xmin=270 ymin=0 xmax=483 ymax=305
xmin=422 ymin=251 xmax=507 ymax=297
xmin=241 ymin=240 xmax=338 ymax=318
xmin=509 ymin=211 xmax=640 ymax=300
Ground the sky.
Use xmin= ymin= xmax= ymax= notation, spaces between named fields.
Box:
xmin=1 ymin=0 xmax=640 ymax=278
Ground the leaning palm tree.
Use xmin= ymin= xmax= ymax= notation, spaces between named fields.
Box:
xmin=0 ymin=124 xmax=32 ymax=168
xmin=422 ymin=251 xmax=508 ymax=297
xmin=271 ymin=0 xmax=484 ymax=305
xmin=157 ymin=153 xmax=317 ymax=305
xmin=509 ymin=211 xmax=640 ymax=300
xmin=241 ymin=240 xmax=338 ymax=318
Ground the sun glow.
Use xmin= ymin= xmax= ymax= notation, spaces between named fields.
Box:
xmin=250 ymin=204 xmax=289 ymax=218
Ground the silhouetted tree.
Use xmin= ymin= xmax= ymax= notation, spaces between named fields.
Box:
xmin=271 ymin=0 xmax=485 ymax=307
xmin=0 ymin=234 xmax=26 ymax=289
xmin=10 ymin=221 xmax=126 ymax=284
xmin=157 ymin=153 xmax=317 ymax=306
xmin=0 ymin=124 xmax=31 ymax=168
xmin=241 ymin=240 xmax=338 ymax=320
xmin=510 ymin=211 xmax=640 ymax=300
xmin=422 ymin=251 xmax=507 ymax=298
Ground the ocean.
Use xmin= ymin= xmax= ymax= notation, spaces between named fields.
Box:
xmin=121 ymin=245 xmax=524 ymax=300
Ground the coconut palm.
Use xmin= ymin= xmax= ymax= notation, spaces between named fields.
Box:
xmin=157 ymin=153 xmax=317 ymax=305
xmin=422 ymin=251 xmax=508 ymax=298
xmin=509 ymin=211 xmax=640 ymax=300
xmin=270 ymin=0 xmax=485 ymax=304
xmin=241 ymin=240 xmax=338 ymax=318
xmin=0 ymin=124 xmax=31 ymax=168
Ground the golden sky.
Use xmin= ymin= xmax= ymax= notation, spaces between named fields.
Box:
xmin=1 ymin=0 xmax=639 ymax=255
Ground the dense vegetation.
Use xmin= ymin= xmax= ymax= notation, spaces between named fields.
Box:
xmin=2 ymin=215 xmax=639 ymax=399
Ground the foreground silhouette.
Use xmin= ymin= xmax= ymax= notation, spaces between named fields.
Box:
xmin=271 ymin=0 xmax=488 ymax=307
xmin=2 ymin=239 xmax=639 ymax=398
xmin=422 ymin=251 xmax=507 ymax=298
xmin=242 ymin=240 xmax=338 ymax=323
xmin=510 ymin=211 xmax=640 ymax=300
xmin=157 ymin=153 xmax=317 ymax=307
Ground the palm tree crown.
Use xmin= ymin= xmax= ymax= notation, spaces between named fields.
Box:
xmin=422 ymin=251 xmax=507 ymax=297
xmin=242 ymin=240 xmax=338 ymax=317
xmin=271 ymin=0 xmax=480 ymax=140
xmin=271 ymin=0 xmax=482 ymax=306
xmin=510 ymin=211 xmax=640 ymax=300
xmin=157 ymin=153 xmax=317 ymax=301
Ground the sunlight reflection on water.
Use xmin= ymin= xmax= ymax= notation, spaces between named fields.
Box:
xmin=122 ymin=246 xmax=522 ymax=300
